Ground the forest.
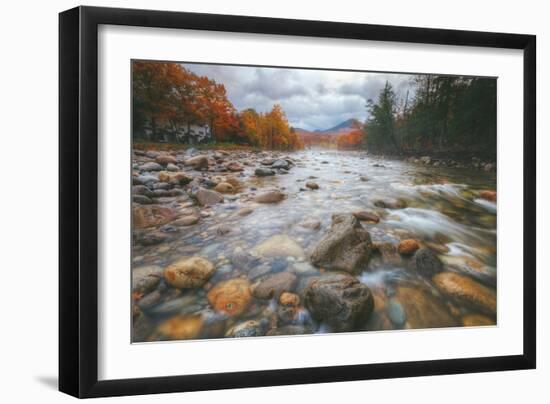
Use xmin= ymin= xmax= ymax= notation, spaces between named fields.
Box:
xmin=132 ymin=61 xmax=303 ymax=150
xmin=363 ymin=76 xmax=497 ymax=158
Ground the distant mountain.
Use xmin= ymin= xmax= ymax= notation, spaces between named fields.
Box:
xmin=294 ymin=118 xmax=362 ymax=146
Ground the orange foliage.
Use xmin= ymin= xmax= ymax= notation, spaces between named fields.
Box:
xmin=336 ymin=129 xmax=364 ymax=149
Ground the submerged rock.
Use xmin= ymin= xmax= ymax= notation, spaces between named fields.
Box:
xmin=266 ymin=325 xmax=312 ymax=336
xmin=462 ymin=313 xmax=495 ymax=327
xmin=305 ymin=181 xmax=319 ymax=190
xmin=156 ymin=315 xmax=203 ymax=340
xmin=214 ymin=182 xmax=234 ymax=193
xmin=255 ymin=167 xmax=275 ymax=177
xmin=253 ymin=272 xmax=297 ymax=300
xmin=304 ymin=273 xmax=374 ymax=332
xmin=254 ymin=190 xmax=285 ymax=203
xmin=394 ymin=286 xmax=458 ymax=329
xmin=196 ymin=188 xmax=224 ymax=206
xmin=254 ymin=234 xmax=305 ymax=259
xmin=225 ymin=320 xmax=264 ymax=338
xmin=164 ymin=257 xmax=215 ymax=289
xmin=310 ymin=214 xmax=372 ymax=274
xmin=433 ymin=272 xmax=497 ymax=315
xmin=412 ymin=248 xmax=443 ymax=276
xmin=207 ymin=278 xmax=252 ymax=317
xmin=184 ymin=155 xmax=209 ymax=169
xmin=398 ymin=239 xmax=420 ymax=255
xmin=353 ymin=211 xmax=379 ymax=223
xmin=132 ymin=265 xmax=163 ymax=294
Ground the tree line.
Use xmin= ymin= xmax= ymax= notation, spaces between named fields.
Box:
xmin=132 ymin=61 xmax=303 ymax=150
xmin=364 ymin=75 xmax=497 ymax=157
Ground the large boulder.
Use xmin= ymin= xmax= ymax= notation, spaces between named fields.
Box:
xmin=207 ymin=278 xmax=252 ymax=317
xmin=164 ymin=257 xmax=215 ymax=289
xmin=133 ymin=204 xmax=176 ymax=228
xmin=304 ymin=273 xmax=374 ymax=332
xmin=310 ymin=214 xmax=373 ymax=274
xmin=433 ymin=272 xmax=497 ymax=315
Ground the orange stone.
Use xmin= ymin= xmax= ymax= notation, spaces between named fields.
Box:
xmin=398 ymin=239 xmax=420 ymax=255
xmin=279 ymin=292 xmax=300 ymax=306
xmin=480 ymin=190 xmax=496 ymax=202
xmin=207 ymin=278 xmax=252 ymax=316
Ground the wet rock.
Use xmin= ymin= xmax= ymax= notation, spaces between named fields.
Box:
xmin=398 ymin=239 xmax=420 ymax=255
xmin=413 ymin=248 xmax=443 ymax=276
xmin=225 ymin=320 xmax=265 ymax=338
xmin=261 ymin=158 xmax=276 ymax=166
xmin=226 ymin=162 xmax=244 ymax=172
xmin=386 ymin=299 xmax=406 ymax=326
xmin=173 ymin=215 xmax=200 ymax=226
xmin=214 ymin=182 xmax=234 ymax=193
xmin=253 ymin=190 xmax=285 ymax=203
xmin=184 ymin=155 xmax=209 ymax=169
xmin=254 ymin=234 xmax=305 ymax=259
xmin=394 ymin=286 xmax=458 ymax=329
xmin=133 ymin=194 xmax=153 ymax=205
xmin=196 ymin=188 xmax=224 ymax=206
xmin=425 ymin=241 xmax=450 ymax=254
xmin=158 ymin=171 xmax=192 ymax=185
xmin=155 ymin=155 xmax=177 ymax=166
xmin=279 ymin=292 xmax=300 ymax=306
xmin=373 ymin=199 xmax=407 ymax=209
xmin=360 ymin=176 xmax=369 ymax=182
xmin=247 ymin=264 xmax=271 ymax=280
xmin=136 ymin=290 xmax=163 ymax=311
xmin=373 ymin=242 xmax=401 ymax=265
xmin=133 ymin=185 xmax=154 ymax=197
xmin=216 ymin=224 xmax=232 ymax=236
xmin=156 ymin=315 xmax=203 ymax=340
xmin=306 ymin=181 xmax=319 ymax=190
xmin=237 ymin=207 xmax=254 ymax=216
xmin=253 ymin=272 xmax=298 ymax=299
xmin=255 ymin=167 xmax=275 ymax=176
xmin=132 ymin=306 xmax=155 ymax=342
xmin=145 ymin=150 xmax=161 ymax=159
xmin=480 ymin=190 xmax=497 ymax=202
xmin=310 ymin=214 xmax=373 ymax=274
xmin=353 ymin=211 xmax=380 ymax=223
xmin=271 ymin=258 xmax=288 ymax=272
xmin=462 ymin=313 xmax=495 ymax=327
xmin=207 ymin=278 xmax=252 ymax=317
xmin=266 ymin=325 xmax=311 ymax=336
xmin=167 ymin=163 xmax=179 ymax=172
xmin=133 ymin=204 xmax=176 ymax=228
xmin=272 ymin=159 xmax=290 ymax=170
xmin=164 ymin=257 xmax=215 ymax=289
xmin=304 ymin=273 xmax=374 ymax=332
xmin=277 ymin=304 xmax=300 ymax=325
xmin=132 ymin=265 xmax=163 ymax=294
xmin=135 ymin=231 xmax=168 ymax=246
xmin=433 ymin=272 xmax=497 ymax=315
xmin=140 ymin=161 xmax=163 ymax=171
xmin=135 ymin=174 xmax=158 ymax=185
xmin=298 ymin=218 xmax=321 ymax=230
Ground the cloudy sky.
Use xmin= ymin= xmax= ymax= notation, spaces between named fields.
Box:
xmin=181 ymin=63 xmax=414 ymax=131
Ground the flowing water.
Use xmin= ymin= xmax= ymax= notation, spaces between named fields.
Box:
xmin=132 ymin=149 xmax=497 ymax=341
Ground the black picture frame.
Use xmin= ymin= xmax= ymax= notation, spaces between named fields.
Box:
xmin=59 ymin=5 xmax=536 ymax=398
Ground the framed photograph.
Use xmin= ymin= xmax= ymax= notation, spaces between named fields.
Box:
xmin=59 ymin=6 xmax=536 ymax=398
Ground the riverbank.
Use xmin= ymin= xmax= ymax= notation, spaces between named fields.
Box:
xmin=132 ymin=146 xmax=497 ymax=342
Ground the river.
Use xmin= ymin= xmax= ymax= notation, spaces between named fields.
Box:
xmin=132 ymin=148 xmax=497 ymax=341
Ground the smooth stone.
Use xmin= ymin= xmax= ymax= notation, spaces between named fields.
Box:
xmin=158 ymin=171 xmax=192 ymax=185
xmin=253 ymin=234 xmax=305 ymax=259
xmin=132 ymin=185 xmax=154 ymax=197
xmin=214 ymin=182 xmax=234 ymax=193
xmin=164 ymin=257 xmax=215 ymax=289
xmin=394 ymin=286 xmax=458 ymax=329
xmin=133 ymin=194 xmax=153 ymax=205
xmin=254 ymin=190 xmax=285 ymax=203
xmin=132 ymin=265 xmax=163 ymax=294
xmin=133 ymin=204 xmax=176 ymax=228
xmin=174 ymin=215 xmax=200 ymax=226
xmin=433 ymin=272 xmax=497 ymax=315
xmin=255 ymin=167 xmax=275 ymax=177
xmin=353 ymin=211 xmax=380 ymax=223
xmin=386 ymin=299 xmax=406 ymax=326
xmin=184 ymin=155 xmax=209 ymax=169
xmin=305 ymin=181 xmax=319 ymax=190
xmin=156 ymin=315 xmax=203 ymax=340
xmin=207 ymin=278 xmax=252 ymax=317
xmin=413 ymin=248 xmax=444 ymax=276
xmin=253 ymin=272 xmax=298 ymax=300
xmin=225 ymin=320 xmax=265 ymax=338
xmin=140 ymin=162 xmax=163 ymax=171
xmin=398 ymin=239 xmax=420 ymax=255
xmin=155 ymin=155 xmax=177 ymax=165
xmin=196 ymin=188 xmax=224 ymax=206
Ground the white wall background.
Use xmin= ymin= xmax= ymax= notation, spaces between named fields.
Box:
xmin=0 ymin=0 xmax=546 ymax=402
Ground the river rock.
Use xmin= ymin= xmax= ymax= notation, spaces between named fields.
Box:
xmin=462 ymin=313 xmax=495 ymax=327
xmin=480 ymin=190 xmax=497 ymax=202
xmin=255 ymin=167 xmax=275 ymax=176
xmin=304 ymin=273 xmax=374 ymax=332
xmin=306 ymin=181 xmax=319 ymax=190
xmin=310 ymin=213 xmax=373 ymax=274
xmin=272 ymin=159 xmax=290 ymax=170
xmin=158 ymin=171 xmax=192 ymax=185
xmin=207 ymin=278 xmax=252 ymax=317
xmin=140 ymin=161 xmax=163 ymax=171
xmin=156 ymin=314 xmax=203 ymax=340
xmin=164 ymin=257 xmax=215 ymax=289
xmin=298 ymin=218 xmax=321 ymax=230
xmin=226 ymin=162 xmax=244 ymax=172
xmin=253 ymin=234 xmax=305 ymax=259
xmin=214 ymin=182 xmax=234 ymax=193
xmin=413 ymin=247 xmax=443 ymax=276
xmin=184 ymin=155 xmax=209 ymax=169
xmin=196 ymin=188 xmax=224 ymax=206
xmin=266 ymin=325 xmax=311 ymax=336
xmin=167 ymin=163 xmax=179 ymax=172
xmin=398 ymin=239 xmax=420 ymax=255
xmin=394 ymin=286 xmax=458 ymax=328
xmin=133 ymin=204 xmax=176 ymax=228
xmin=132 ymin=265 xmax=163 ymax=294
xmin=433 ymin=272 xmax=497 ymax=315
xmin=386 ymin=299 xmax=406 ymax=326
xmin=373 ymin=199 xmax=407 ymax=209
xmin=155 ymin=155 xmax=177 ymax=166
xmin=253 ymin=272 xmax=297 ymax=299
xmin=254 ymin=190 xmax=285 ymax=203
xmin=237 ymin=207 xmax=254 ymax=216
xmin=133 ymin=185 xmax=154 ymax=197
xmin=173 ymin=215 xmax=200 ymax=226
xmin=353 ymin=211 xmax=379 ymax=223
xmin=279 ymin=292 xmax=300 ymax=306
xmin=225 ymin=320 xmax=265 ymax=338
xmin=133 ymin=194 xmax=152 ymax=205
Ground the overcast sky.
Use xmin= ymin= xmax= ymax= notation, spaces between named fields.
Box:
xmin=181 ymin=63 xmax=414 ymax=131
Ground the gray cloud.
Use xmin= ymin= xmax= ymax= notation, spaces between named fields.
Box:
xmin=182 ymin=63 xmax=414 ymax=131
